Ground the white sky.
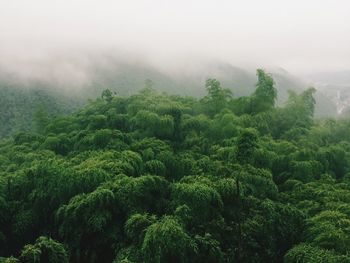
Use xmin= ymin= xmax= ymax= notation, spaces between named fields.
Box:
xmin=0 ymin=0 xmax=349 ymax=74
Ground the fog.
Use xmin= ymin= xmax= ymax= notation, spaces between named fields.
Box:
xmin=0 ymin=0 xmax=349 ymax=81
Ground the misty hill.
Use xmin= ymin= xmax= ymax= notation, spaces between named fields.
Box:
xmin=269 ymin=69 xmax=337 ymax=118
xmin=305 ymin=71 xmax=350 ymax=86
xmin=0 ymin=56 xmax=338 ymax=137
xmin=302 ymin=71 xmax=350 ymax=116
xmin=0 ymin=81 xmax=82 ymax=138
xmin=82 ymin=58 xmax=337 ymax=117
xmin=315 ymin=83 xmax=350 ymax=115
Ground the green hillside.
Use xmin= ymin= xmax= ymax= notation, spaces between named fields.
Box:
xmin=1 ymin=70 xmax=350 ymax=262
xmin=0 ymin=60 xmax=337 ymax=139
xmin=0 ymin=82 xmax=82 ymax=138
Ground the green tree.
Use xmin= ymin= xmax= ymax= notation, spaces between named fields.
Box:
xmin=19 ymin=236 xmax=68 ymax=263
xmin=250 ymin=69 xmax=277 ymax=113
xmin=236 ymin=129 xmax=259 ymax=164
xmin=202 ymin=79 xmax=232 ymax=116
xmin=101 ymin=89 xmax=114 ymax=103
xmin=306 ymin=210 xmax=350 ymax=254
xmin=142 ymin=216 xmax=196 ymax=263
xmin=285 ymin=243 xmax=350 ymax=263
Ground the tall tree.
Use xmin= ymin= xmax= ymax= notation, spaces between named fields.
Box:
xmin=251 ymin=69 xmax=277 ymax=113
xmin=202 ymin=79 xmax=232 ymax=116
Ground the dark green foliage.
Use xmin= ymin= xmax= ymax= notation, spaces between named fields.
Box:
xmin=0 ymin=84 xmax=81 ymax=138
xmin=1 ymin=70 xmax=350 ymax=263
xmin=236 ymin=128 xmax=259 ymax=164
xmin=101 ymin=89 xmax=114 ymax=103
xmin=251 ymin=69 xmax=277 ymax=112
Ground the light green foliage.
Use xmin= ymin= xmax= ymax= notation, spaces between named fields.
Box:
xmin=125 ymin=213 xmax=157 ymax=243
xmin=0 ymin=257 xmax=19 ymax=263
xmin=284 ymin=244 xmax=350 ymax=263
xmin=144 ymin=160 xmax=166 ymax=176
xmin=19 ymin=236 xmax=68 ymax=263
xmin=306 ymin=210 xmax=350 ymax=253
xmin=201 ymin=79 xmax=232 ymax=116
xmin=171 ymin=181 xmax=223 ymax=223
xmin=142 ymin=216 xmax=197 ymax=263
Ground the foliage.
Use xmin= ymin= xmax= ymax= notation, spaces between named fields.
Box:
xmin=19 ymin=236 xmax=68 ymax=263
xmin=1 ymin=69 xmax=350 ymax=262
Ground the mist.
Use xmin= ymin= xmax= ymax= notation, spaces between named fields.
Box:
xmin=0 ymin=0 xmax=349 ymax=83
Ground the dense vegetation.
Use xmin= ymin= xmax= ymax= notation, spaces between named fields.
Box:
xmin=0 ymin=83 xmax=81 ymax=138
xmin=0 ymin=61 xmax=338 ymax=139
xmin=1 ymin=69 xmax=350 ymax=262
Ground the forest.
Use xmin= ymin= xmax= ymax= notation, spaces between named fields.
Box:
xmin=1 ymin=69 xmax=350 ymax=262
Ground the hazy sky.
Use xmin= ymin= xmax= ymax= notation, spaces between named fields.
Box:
xmin=0 ymin=0 xmax=349 ymax=75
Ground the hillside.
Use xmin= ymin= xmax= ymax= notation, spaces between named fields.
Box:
xmin=0 ymin=81 xmax=82 ymax=138
xmin=0 ymin=57 xmax=338 ymax=138
xmin=1 ymin=70 xmax=350 ymax=262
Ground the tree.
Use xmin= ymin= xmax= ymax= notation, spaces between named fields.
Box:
xmin=236 ymin=129 xmax=259 ymax=164
xmin=57 ymin=187 xmax=117 ymax=263
xmin=101 ymin=89 xmax=114 ymax=103
xmin=306 ymin=210 xmax=350 ymax=254
xmin=19 ymin=236 xmax=68 ymax=263
xmin=194 ymin=233 xmax=224 ymax=263
xmin=202 ymin=79 xmax=232 ymax=116
xmin=285 ymin=243 xmax=350 ymax=263
xmin=171 ymin=181 xmax=223 ymax=224
xmin=142 ymin=216 xmax=196 ymax=263
xmin=251 ymin=69 xmax=277 ymax=113
xmin=273 ymin=88 xmax=316 ymax=138
xmin=124 ymin=213 xmax=156 ymax=244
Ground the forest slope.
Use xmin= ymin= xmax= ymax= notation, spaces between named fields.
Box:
xmin=1 ymin=70 xmax=350 ymax=262
xmin=0 ymin=59 xmax=337 ymax=138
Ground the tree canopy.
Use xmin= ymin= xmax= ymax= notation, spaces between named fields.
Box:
xmin=1 ymin=69 xmax=350 ymax=262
